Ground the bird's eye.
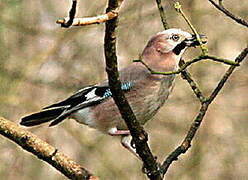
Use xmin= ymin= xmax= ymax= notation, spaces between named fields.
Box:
xmin=171 ymin=34 xmax=180 ymax=41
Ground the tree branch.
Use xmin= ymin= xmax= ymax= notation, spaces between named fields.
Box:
xmin=155 ymin=0 xmax=170 ymax=30
xmin=174 ymin=2 xmax=208 ymax=55
xmin=208 ymin=0 xmax=248 ymax=27
xmin=104 ymin=1 xmax=162 ymax=180
xmin=179 ymin=59 xmax=206 ymax=103
xmin=207 ymin=46 xmax=248 ymax=103
xmin=57 ymin=12 xmax=119 ymax=27
xmin=155 ymin=2 xmax=248 ymax=177
xmin=59 ymin=0 xmax=77 ymax=28
xmin=0 ymin=117 xmax=97 ymax=180
xmin=56 ymin=0 xmax=122 ymax=27
xmin=199 ymin=55 xmax=239 ymax=65
xmin=160 ymin=46 xmax=248 ymax=176
xmin=133 ymin=55 xmax=237 ymax=76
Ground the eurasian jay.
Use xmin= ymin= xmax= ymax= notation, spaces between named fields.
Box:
xmin=20 ymin=28 xmax=207 ymax=156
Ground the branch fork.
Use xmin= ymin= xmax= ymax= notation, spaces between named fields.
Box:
xmin=56 ymin=0 xmax=123 ymax=28
xmin=57 ymin=11 xmax=119 ymax=27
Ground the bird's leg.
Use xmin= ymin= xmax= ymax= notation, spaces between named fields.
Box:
xmin=107 ymin=127 xmax=130 ymax=136
xmin=121 ymin=135 xmax=141 ymax=160
xmin=108 ymin=128 xmax=140 ymax=159
xmin=122 ymin=136 xmax=161 ymax=175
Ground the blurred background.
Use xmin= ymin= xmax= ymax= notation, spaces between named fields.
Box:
xmin=0 ymin=0 xmax=247 ymax=179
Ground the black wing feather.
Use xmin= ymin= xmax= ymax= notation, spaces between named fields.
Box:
xmin=49 ymin=100 xmax=102 ymax=126
xmin=43 ymin=86 xmax=95 ymax=109
xmin=21 ymin=83 xmax=133 ymax=127
xmin=21 ymin=107 xmax=66 ymax=126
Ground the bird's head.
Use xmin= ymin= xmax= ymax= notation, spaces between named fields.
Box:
xmin=142 ymin=28 xmax=207 ymax=71
xmin=148 ymin=28 xmax=207 ymax=55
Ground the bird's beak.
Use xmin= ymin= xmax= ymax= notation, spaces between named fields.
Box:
xmin=184 ymin=34 xmax=208 ymax=47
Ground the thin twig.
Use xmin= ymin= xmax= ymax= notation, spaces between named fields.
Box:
xmin=134 ymin=58 xmax=207 ymax=103
xmin=155 ymin=0 xmax=170 ymax=29
xmin=0 ymin=117 xmax=97 ymax=180
xmin=158 ymin=2 xmax=247 ymax=177
xmin=57 ymin=11 xmax=119 ymax=27
xmin=104 ymin=0 xmax=162 ymax=179
xmin=133 ymin=54 xmax=237 ymax=76
xmin=207 ymin=47 xmax=248 ymax=103
xmin=160 ymin=102 xmax=209 ymax=175
xmin=160 ymin=46 xmax=248 ymax=176
xmin=208 ymin=0 xmax=248 ymax=27
xmin=57 ymin=0 xmax=123 ymax=27
xmin=153 ymin=1 xmax=207 ymax=106
xmin=200 ymin=55 xmax=239 ymax=66
xmin=179 ymin=59 xmax=207 ymax=103
xmin=60 ymin=0 xmax=77 ymax=28
xmin=174 ymin=2 xmax=208 ymax=55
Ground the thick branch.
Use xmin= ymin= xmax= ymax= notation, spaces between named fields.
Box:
xmin=208 ymin=0 xmax=248 ymax=27
xmin=0 ymin=117 xmax=97 ymax=180
xmin=104 ymin=1 xmax=161 ymax=180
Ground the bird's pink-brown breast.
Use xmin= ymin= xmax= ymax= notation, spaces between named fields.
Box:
xmin=87 ymin=65 xmax=176 ymax=133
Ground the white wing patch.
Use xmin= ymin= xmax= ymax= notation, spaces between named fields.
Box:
xmin=85 ymin=88 xmax=97 ymax=100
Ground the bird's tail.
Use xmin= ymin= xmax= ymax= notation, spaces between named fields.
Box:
xmin=20 ymin=107 xmax=65 ymax=127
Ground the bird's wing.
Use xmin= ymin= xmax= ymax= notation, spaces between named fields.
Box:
xmin=46 ymin=63 xmax=149 ymax=126
xmin=47 ymin=82 xmax=133 ymax=126
xmin=44 ymin=82 xmax=133 ymax=109
xmin=43 ymin=86 xmax=96 ymax=109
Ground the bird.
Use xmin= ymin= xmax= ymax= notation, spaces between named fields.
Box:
xmin=20 ymin=28 xmax=207 ymax=157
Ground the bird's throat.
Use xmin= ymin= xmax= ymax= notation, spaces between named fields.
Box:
xmin=142 ymin=50 xmax=179 ymax=73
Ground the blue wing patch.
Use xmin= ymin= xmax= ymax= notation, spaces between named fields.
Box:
xmin=103 ymin=89 xmax=112 ymax=98
xmin=121 ymin=82 xmax=132 ymax=90
xmin=102 ymin=82 xmax=133 ymax=98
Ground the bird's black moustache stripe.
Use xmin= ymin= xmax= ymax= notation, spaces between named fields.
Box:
xmin=172 ymin=41 xmax=187 ymax=55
